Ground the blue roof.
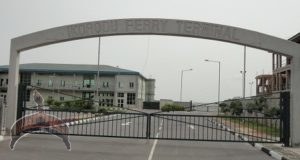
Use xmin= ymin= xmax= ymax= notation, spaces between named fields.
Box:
xmin=0 ymin=63 xmax=142 ymax=76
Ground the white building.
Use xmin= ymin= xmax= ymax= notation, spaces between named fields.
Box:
xmin=0 ymin=63 xmax=155 ymax=109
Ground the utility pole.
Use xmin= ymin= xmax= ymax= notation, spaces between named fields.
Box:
xmin=96 ymin=37 xmax=101 ymax=111
xmin=249 ymin=81 xmax=254 ymax=97
xmin=204 ymin=59 xmax=221 ymax=115
xmin=243 ymin=46 xmax=246 ymax=99
xmin=180 ymin=68 xmax=193 ymax=101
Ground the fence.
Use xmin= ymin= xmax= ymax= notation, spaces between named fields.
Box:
xmin=149 ymin=113 xmax=281 ymax=143
xmin=15 ymin=84 xmax=290 ymax=145
xmin=16 ymin=108 xmax=282 ymax=143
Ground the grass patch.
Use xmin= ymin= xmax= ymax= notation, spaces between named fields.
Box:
xmin=222 ymin=117 xmax=280 ymax=137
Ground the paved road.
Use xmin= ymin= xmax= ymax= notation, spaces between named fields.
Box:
xmin=0 ymin=135 xmax=275 ymax=160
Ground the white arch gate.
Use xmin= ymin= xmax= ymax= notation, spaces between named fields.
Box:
xmin=7 ymin=18 xmax=300 ymax=146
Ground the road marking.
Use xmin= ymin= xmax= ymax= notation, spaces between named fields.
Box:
xmin=148 ymin=120 xmax=163 ymax=160
xmin=121 ymin=122 xmax=132 ymax=126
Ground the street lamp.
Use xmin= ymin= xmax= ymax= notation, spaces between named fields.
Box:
xmin=240 ymin=70 xmax=247 ymax=98
xmin=204 ymin=59 xmax=221 ymax=114
xmin=180 ymin=68 xmax=193 ymax=101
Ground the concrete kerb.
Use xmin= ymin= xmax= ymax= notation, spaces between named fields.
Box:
xmin=209 ymin=119 xmax=290 ymax=160
xmin=61 ymin=113 xmax=120 ymax=127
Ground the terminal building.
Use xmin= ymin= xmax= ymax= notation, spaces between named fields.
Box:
xmin=0 ymin=63 xmax=155 ymax=109
xmin=256 ymin=33 xmax=299 ymax=95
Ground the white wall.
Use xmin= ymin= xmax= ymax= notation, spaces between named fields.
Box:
xmin=1 ymin=71 xmax=155 ymax=109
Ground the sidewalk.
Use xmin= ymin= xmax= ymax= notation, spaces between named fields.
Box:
xmin=258 ymin=143 xmax=300 ymax=160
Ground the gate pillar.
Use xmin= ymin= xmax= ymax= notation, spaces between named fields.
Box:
xmin=290 ymin=56 xmax=300 ymax=147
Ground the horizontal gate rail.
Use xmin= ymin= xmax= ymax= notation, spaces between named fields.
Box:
xmin=21 ymin=108 xmax=148 ymax=139
xmin=150 ymin=113 xmax=281 ymax=143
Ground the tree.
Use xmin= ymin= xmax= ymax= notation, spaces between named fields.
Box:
xmin=230 ymin=100 xmax=243 ymax=116
xmin=220 ymin=103 xmax=230 ymax=113
xmin=246 ymin=102 xmax=257 ymax=114
xmin=255 ymin=96 xmax=267 ymax=112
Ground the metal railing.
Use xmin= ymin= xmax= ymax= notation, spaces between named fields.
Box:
xmin=20 ymin=108 xmax=148 ymax=139
xmin=16 ymin=84 xmax=289 ymax=144
xmin=149 ymin=113 xmax=281 ymax=143
xmin=19 ymin=108 xmax=282 ymax=143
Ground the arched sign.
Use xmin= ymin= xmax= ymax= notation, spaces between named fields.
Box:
xmin=7 ymin=18 xmax=300 ymax=146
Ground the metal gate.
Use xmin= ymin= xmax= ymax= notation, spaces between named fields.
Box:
xmin=15 ymin=84 xmax=290 ymax=146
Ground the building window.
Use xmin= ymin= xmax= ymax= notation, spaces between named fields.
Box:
xmin=109 ymin=99 xmax=114 ymax=106
xmin=20 ymin=73 xmax=31 ymax=85
xmin=6 ymin=79 xmax=8 ymax=85
xmin=83 ymin=75 xmax=94 ymax=88
xmin=83 ymin=92 xmax=93 ymax=100
xmin=61 ymin=80 xmax=65 ymax=87
xmin=129 ymin=82 xmax=134 ymax=88
xmin=118 ymin=99 xmax=124 ymax=107
xmin=48 ymin=80 xmax=53 ymax=87
xmin=103 ymin=82 xmax=109 ymax=88
xmin=60 ymin=97 xmax=64 ymax=101
xmin=101 ymin=99 xmax=105 ymax=106
xmin=99 ymin=92 xmax=114 ymax=97
xmin=127 ymin=93 xmax=135 ymax=105
xmin=105 ymin=99 xmax=113 ymax=106
xmin=118 ymin=93 xmax=124 ymax=97
xmin=37 ymin=80 xmax=42 ymax=86
xmin=0 ymin=79 xmax=3 ymax=86
xmin=26 ymin=90 xmax=30 ymax=102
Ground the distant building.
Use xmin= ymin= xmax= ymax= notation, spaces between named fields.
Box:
xmin=255 ymin=33 xmax=300 ymax=95
xmin=256 ymin=74 xmax=273 ymax=95
xmin=0 ymin=63 xmax=155 ymax=109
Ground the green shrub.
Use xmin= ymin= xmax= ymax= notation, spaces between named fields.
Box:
xmin=264 ymin=107 xmax=280 ymax=117
xmin=220 ymin=103 xmax=230 ymax=113
xmin=98 ymin=107 xmax=108 ymax=114
xmin=46 ymin=98 xmax=54 ymax=106
xmin=48 ymin=99 xmax=94 ymax=112
xmin=246 ymin=102 xmax=257 ymax=113
xmin=161 ymin=104 xmax=185 ymax=112
xmin=54 ymin=101 xmax=62 ymax=107
xmin=49 ymin=105 xmax=60 ymax=110
xmin=229 ymin=100 xmax=243 ymax=116
xmin=254 ymin=97 xmax=267 ymax=112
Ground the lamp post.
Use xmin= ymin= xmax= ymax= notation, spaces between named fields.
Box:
xmin=204 ymin=59 xmax=221 ymax=114
xmin=242 ymin=46 xmax=246 ymax=99
xmin=249 ymin=81 xmax=254 ymax=97
xmin=180 ymin=68 xmax=193 ymax=101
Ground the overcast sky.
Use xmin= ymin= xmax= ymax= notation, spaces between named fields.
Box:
xmin=0 ymin=0 xmax=299 ymax=103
